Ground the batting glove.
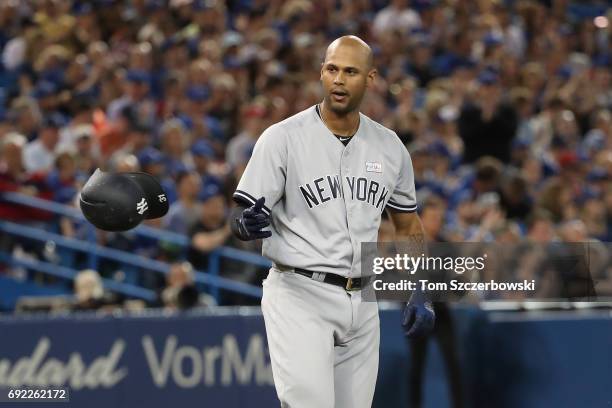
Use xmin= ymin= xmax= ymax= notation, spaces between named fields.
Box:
xmin=232 ymin=197 xmax=272 ymax=241
xmin=402 ymin=292 xmax=435 ymax=338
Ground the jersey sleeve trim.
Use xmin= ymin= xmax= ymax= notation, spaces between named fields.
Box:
xmin=386 ymin=200 xmax=418 ymax=213
xmin=233 ymin=189 xmax=272 ymax=215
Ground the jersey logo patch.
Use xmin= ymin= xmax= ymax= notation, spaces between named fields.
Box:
xmin=366 ymin=162 xmax=382 ymax=173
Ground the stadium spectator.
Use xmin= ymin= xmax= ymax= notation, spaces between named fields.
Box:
xmin=406 ymin=33 xmax=436 ymax=88
xmin=160 ymin=261 xmax=215 ymax=310
xmin=491 ymin=220 xmax=522 ymax=243
xmin=191 ymin=139 xmax=223 ymax=201
xmin=0 ymin=133 xmax=31 ymax=197
xmin=73 ymin=269 xmax=120 ymax=311
xmin=159 ymin=118 xmax=193 ymax=177
xmin=106 ymin=112 xmax=151 ymax=164
xmin=420 ymin=195 xmax=447 ymax=242
xmin=107 ymin=69 xmax=156 ymax=127
xmin=70 ymin=125 xmax=99 ymax=175
xmin=559 ymin=219 xmax=589 ymax=243
xmin=8 ymin=97 xmax=42 ymax=141
xmin=178 ymin=85 xmax=225 ymax=152
xmin=226 ymin=103 xmax=267 ymax=171
xmin=499 ymin=170 xmax=532 ymax=220
xmin=449 ymin=157 xmax=503 ymax=209
xmin=526 ymin=209 xmax=557 ymax=243
xmin=188 ymin=193 xmax=231 ymax=271
xmin=536 ymin=177 xmax=577 ymax=223
xmin=163 ymin=171 xmax=202 ymax=235
xmin=45 ymin=151 xmax=80 ymax=204
xmin=373 ymin=0 xmax=421 ymax=39
xmin=23 ymin=114 xmax=62 ymax=173
xmin=136 ymin=146 xmax=178 ymax=203
xmin=113 ymin=153 xmax=140 ymax=173
xmin=56 ymin=96 xmax=97 ymax=154
xmin=458 ymin=70 xmax=518 ymax=164
xmin=0 ymin=132 xmax=52 ymax=222
xmin=580 ymin=196 xmax=607 ymax=240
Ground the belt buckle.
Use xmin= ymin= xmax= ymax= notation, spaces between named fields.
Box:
xmin=345 ymin=277 xmax=354 ymax=291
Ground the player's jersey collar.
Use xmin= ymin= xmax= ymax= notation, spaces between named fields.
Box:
xmin=313 ymin=104 xmax=363 ymax=146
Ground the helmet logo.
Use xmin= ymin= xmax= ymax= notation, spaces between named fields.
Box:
xmin=136 ymin=198 xmax=149 ymax=214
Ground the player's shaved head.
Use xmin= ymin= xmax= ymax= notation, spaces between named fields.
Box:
xmin=324 ymin=35 xmax=373 ymax=71
xmin=320 ymin=36 xmax=376 ymax=115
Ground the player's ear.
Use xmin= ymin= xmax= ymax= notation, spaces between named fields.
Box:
xmin=366 ymin=68 xmax=377 ymax=88
xmin=320 ymin=62 xmax=325 ymax=80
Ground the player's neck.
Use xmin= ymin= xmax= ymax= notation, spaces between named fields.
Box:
xmin=319 ymin=101 xmax=360 ymax=137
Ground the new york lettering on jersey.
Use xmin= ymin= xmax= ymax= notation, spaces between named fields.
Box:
xmin=298 ymin=175 xmax=390 ymax=210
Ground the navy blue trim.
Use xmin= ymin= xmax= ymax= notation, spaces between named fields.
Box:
xmin=386 ymin=200 xmax=418 ymax=213
xmin=232 ymin=190 xmax=271 ymax=215
xmin=386 ymin=200 xmax=417 ymax=209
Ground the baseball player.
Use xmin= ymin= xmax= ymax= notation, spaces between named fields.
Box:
xmin=230 ymin=36 xmax=435 ymax=408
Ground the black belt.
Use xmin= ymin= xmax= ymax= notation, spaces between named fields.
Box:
xmin=294 ymin=268 xmax=364 ymax=291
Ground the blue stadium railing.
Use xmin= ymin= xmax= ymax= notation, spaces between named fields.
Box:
xmin=0 ymin=192 xmax=270 ymax=305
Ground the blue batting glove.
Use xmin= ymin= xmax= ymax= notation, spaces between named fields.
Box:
xmin=234 ymin=197 xmax=272 ymax=241
xmin=402 ymin=296 xmax=435 ymax=338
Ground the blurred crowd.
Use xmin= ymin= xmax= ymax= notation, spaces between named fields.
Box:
xmin=0 ymin=0 xmax=611 ymax=304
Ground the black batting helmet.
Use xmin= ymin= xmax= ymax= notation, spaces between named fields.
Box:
xmin=79 ymin=169 xmax=168 ymax=231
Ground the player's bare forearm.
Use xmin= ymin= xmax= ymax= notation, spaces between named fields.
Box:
xmin=387 ymin=210 xmax=432 ymax=301
xmin=387 ymin=210 xmax=427 ymax=256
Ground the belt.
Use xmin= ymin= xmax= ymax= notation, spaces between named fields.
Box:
xmin=294 ymin=267 xmax=364 ymax=291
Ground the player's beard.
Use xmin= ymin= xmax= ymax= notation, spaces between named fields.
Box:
xmin=324 ymin=90 xmax=363 ymax=115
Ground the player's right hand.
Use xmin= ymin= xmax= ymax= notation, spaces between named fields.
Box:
xmin=233 ymin=197 xmax=272 ymax=241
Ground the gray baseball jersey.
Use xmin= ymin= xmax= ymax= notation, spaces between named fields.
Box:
xmin=233 ymin=105 xmax=417 ymax=277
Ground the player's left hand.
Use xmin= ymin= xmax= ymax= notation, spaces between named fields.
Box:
xmin=402 ymin=298 xmax=435 ymax=338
